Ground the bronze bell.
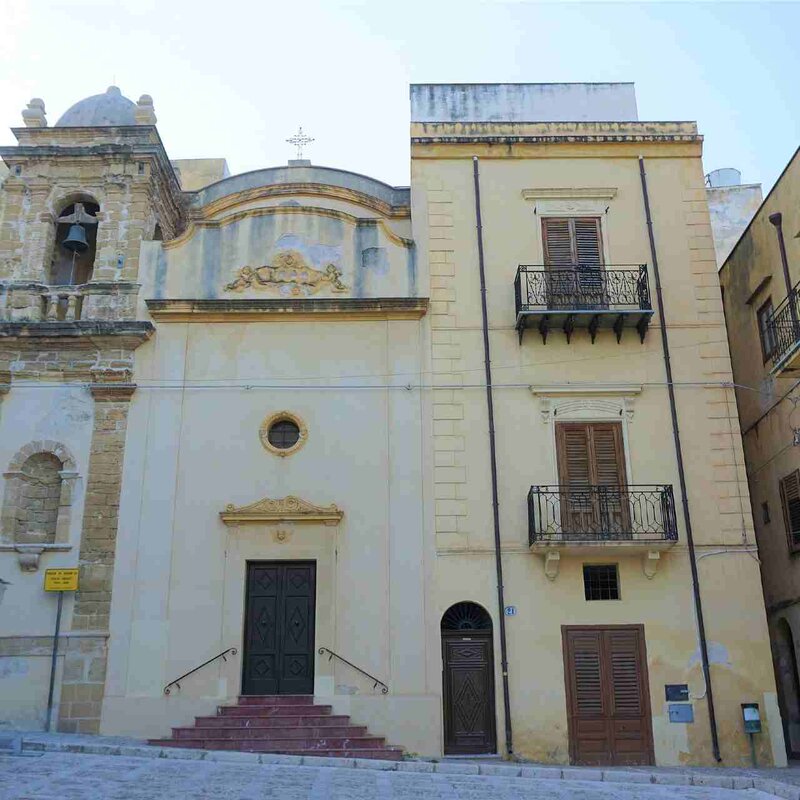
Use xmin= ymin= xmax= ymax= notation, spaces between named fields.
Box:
xmin=62 ymin=223 xmax=88 ymax=253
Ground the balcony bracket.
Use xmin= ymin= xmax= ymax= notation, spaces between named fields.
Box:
xmin=538 ymin=315 xmax=549 ymax=345
xmin=544 ymin=550 xmax=560 ymax=581
xmin=588 ymin=314 xmax=600 ymax=344
xmin=563 ymin=314 xmax=575 ymax=344
xmin=636 ymin=314 xmax=650 ymax=344
xmin=642 ymin=550 xmax=661 ymax=579
xmin=613 ymin=314 xmax=625 ymax=344
xmin=517 ymin=322 xmax=525 ymax=345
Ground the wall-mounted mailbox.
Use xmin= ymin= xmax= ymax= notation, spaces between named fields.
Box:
xmin=668 ymin=704 xmax=694 ymax=723
xmin=665 ymin=684 xmax=689 ymax=702
xmin=742 ymin=703 xmax=761 ymax=734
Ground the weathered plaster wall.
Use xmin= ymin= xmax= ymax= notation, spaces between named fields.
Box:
xmin=707 ymin=184 xmax=763 ymax=268
xmin=0 ymin=385 xmax=94 ymax=729
xmin=411 ymin=83 xmax=639 ymax=123
xmin=171 ymin=158 xmax=230 ymax=192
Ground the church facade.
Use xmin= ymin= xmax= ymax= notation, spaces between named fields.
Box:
xmin=0 ymin=82 xmax=786 ymax=766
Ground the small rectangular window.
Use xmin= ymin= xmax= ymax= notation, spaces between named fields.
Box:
xmin=762 ymin=501 xmax=771 ymax=525
xmin=583 ymin=564 xmax=620 ymax=601
xmin=780 ymin=472 xmax=800 ymax=553
xmin=757 ymin=298 xmax=776 ymax=361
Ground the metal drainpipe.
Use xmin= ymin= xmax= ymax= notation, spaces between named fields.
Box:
xmin=768 ymin=212 xmax=799 ymax=339
xmin=472 ymin=155 xmax=514 ymax=757
xmin=769 ymin=213 xmax=793 ymax=297
xmin=638 ymin=157 xmax=722 ymax=762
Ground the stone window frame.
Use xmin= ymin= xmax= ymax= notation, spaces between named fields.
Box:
xmin=1 ymin=440 xmax=79 ymax=548
xmin=259 ymin=411 xmax=308 ymax=458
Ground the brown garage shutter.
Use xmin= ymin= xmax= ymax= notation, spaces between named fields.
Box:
xmin=564 ymin=626 xmax=654 ymax=766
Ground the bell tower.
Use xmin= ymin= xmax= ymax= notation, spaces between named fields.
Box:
xmin=0 ymin=87 xmax=185 ymax=734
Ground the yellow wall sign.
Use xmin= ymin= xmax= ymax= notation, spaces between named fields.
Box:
xmin=44 ymin=568 xmax=79 ymax=592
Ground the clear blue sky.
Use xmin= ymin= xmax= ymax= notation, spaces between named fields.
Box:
xmin=2 ymin=1 xmax=798 ymax=191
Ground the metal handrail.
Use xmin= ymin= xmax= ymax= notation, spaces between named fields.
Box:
xmin=528 ymin=484 xmax=678 ymax=545
xmin=318 ymin=647 xmax=389 ymax=694
xmin=515 ymin=264 xmax=652 ymax=316
xmin=766 ymin=283 xmax=800 ymax=368
xmin=163 ymin=647 xmax=238 ymax=695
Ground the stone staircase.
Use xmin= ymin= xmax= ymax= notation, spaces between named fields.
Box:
xmin=149 ymin=695 xmax=403 ymax=760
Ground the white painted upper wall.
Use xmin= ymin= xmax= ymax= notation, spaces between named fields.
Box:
xmin=410 ymin=83 xmax=639 ymax=122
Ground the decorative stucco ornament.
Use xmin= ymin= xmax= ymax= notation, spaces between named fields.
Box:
xmin=224 ymin=250 xmax=348 ymax=296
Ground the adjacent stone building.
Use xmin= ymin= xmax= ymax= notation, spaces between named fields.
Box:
xmin=719 ymin=146 xmax=800 ymax=756
xmin=0 ymin=82 xmax=787 ymax=767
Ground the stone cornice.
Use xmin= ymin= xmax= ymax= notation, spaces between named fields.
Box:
xmin=146 ymin=297 xmax=428 ymax=323
xmin=0 ymin=320 xmax=154 ymax=349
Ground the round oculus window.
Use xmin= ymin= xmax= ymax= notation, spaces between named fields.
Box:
xmin=267 ymin=418 xmax=301 ymax=450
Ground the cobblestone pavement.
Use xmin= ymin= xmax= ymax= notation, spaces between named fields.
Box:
xmin=0 ymin=752 xmax=777 ymax=800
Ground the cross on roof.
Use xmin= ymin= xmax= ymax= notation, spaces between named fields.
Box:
xmin=286 ymin=126 xmax=314 ymax=160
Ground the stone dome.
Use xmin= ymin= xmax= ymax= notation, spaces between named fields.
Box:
xmin=55 ymin=86 xmax=137 ymax=127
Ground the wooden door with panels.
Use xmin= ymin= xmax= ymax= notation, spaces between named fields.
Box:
xmin=542 ymin=217 xmax=606 ymax=309
xmin=555 ymin=422 xmax=629 ymax=536
xmin=242 ymin=561 xmax=316 ymax=695
xmin=562 ymin=625 xmax=654 ymax=766
xmin=441 ymin=602 xmax=497 ymax=755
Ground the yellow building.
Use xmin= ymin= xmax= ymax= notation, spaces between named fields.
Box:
xmin=0 ymin=82 xmax=785 ymax=768
xmin=719 ymin=146 xmax=800 ymax=756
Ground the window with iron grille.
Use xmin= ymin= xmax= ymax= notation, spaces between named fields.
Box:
xmin=267 ymin=419 xmax=301 ymax=450
xmin=757 ymin=298 xmax=776 ymax=361
xmin=583 ymin=564 xmax=620 ymax=601
xmin=780 ymin=471 xmax=800 ymax=553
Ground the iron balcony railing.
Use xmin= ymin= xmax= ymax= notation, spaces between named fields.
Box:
xmin=528 ymin=484 xmax=678 ymax=545
xmin=514 ymin=265 xmax=652 ymax=316
xmin=766 ymin=283 xmax=800 ymax=368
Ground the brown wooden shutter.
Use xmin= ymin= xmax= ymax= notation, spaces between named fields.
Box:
xmin=557 ymin=423 xmax=625 ymax=486
xmin=543 ymin=217 xmax=603 ymax=268
xmin=571 ymin=632 xmax=605 ymax=716
xmin=590 ymin=424 xmax=626 ymax=487
xmin=780 ymin=471 xmax=800 ymax=550
xmin=557 ymin=424 xmax=592 ymax=485
xmin=574 ymin=218 xmax=603 ymax=266
xmin=605 ymin=629 xmax=644 ymax=716
xmin=542 ymin=218 xmax=575 ymax=267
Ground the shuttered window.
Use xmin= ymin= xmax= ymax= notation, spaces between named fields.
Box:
xmin=780 ymin=471 xmax=800 ymax=552
xmin=556 ymin=422 xmax=625 ymax=487
xmin=542 ymin=217 xmax=603 ymax=268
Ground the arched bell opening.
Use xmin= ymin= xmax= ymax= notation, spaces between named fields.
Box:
xmin=50 ymin=200 xmax=100 ymax=286
xmin=440 ymin=601 xmax=497 ymax=755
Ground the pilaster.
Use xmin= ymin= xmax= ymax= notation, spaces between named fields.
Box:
xmin=57 ymin=369 xmax=135 ymax=733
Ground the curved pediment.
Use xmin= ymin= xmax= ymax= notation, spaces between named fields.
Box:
xmin=188 ymin=165 xmax=410 ymax=219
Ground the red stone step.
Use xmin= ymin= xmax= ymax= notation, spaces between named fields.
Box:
xmin=153 ymin=740 xmax=403 ymax=760
xmin=165 ymin=736 xmax=386 ymax=750
xmin=173 ymin=725 xmax=368 ymax=740
xmin=218 ymin=704 xmax=333 ymax=717
xmin=195 ymin=714 xmax=352 ymax=729
xmin=237 ymin=695 xmax=314 ymax=706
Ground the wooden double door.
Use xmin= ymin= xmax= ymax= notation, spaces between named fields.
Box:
xmin=563 ymin=625 xmax=654 ymax=765
xmin=242 ymin=561 xmax=316 ymax=695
